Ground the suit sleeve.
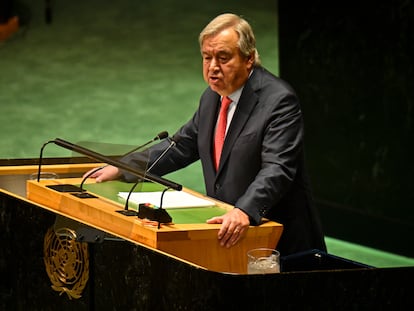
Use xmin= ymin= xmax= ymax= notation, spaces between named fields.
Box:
xmin=234 ymin=91 xmax=305 ymax=225
xmin=118 ymin=114 xmax=201 ymax=182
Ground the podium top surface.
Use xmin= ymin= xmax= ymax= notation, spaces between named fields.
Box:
xmin=82 ymin=180 xmax=228 ymax=224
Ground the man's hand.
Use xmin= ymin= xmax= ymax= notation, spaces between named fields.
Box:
xmin=82 ymin=165 xmax=120 ymax=183
xmin=206 ymin=208 xmax=250 ymax=248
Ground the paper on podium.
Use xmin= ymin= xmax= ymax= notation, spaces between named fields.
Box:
xmin=118 ymin=191 xmax=216 ymax=209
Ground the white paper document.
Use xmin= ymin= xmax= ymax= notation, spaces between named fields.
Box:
xmin=118 ymin=191 xmax=215 ymax=209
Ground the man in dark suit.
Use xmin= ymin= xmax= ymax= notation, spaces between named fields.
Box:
xmin=86 ymin=13 xmax=326 ymax=256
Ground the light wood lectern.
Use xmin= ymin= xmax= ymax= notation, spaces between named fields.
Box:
xmin=26 ymin=177 xmax=283 ymax=274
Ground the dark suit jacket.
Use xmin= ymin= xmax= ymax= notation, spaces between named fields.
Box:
xmin=122 ymin=66 xmax=326 ymax=256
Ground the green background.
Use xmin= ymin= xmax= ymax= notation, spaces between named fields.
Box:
xmin=0 ymin=0 xmax=277 ymax=195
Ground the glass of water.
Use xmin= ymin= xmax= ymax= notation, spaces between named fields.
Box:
xmin=29 ymin=172 xmax=59 ymax=181
xmin=247 ymin=248 xmax=280 ymax=274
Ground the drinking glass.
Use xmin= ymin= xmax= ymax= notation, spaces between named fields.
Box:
xmin=247 ymin=248 xmax=280 ymax=274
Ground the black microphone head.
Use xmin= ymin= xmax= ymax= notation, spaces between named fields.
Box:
xmin=156 ymin=131 xmax=169 ymax=140
xmin=171 ymin=133 xmax=182 ymax=144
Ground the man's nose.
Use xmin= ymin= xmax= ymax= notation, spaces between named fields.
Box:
xmin=209 ymin=58 xmax=219 ymax=71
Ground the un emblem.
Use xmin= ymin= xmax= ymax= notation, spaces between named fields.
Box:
xmin=43 ymin=226 xmax=89 ymax=299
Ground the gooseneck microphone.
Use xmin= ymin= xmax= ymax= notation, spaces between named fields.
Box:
xmin=36 ymin=140 xmax=56 ymax=182
xmin=122 ymin=135 xmax=181 ymax=216
xmin=146 ymin=134 xmax=180 ymax=172
xmin=36 ymin=135 xmax=182 ymax=224
xmin=79 ymin=131 xmax=169 ymax=190
xmin=122 ymin=131 xmax=169 ymax=157
xmin=52 ymin=138 xmax=182 ymax=191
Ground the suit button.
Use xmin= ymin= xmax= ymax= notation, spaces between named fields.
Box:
xmin=215 ymin=184 xmax=220 ymax=191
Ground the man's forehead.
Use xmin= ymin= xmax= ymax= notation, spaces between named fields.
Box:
xmin=202 ymin=29 xmax=239 ymax=52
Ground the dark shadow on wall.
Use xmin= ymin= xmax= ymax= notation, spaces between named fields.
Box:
xmin=278 ymin=0 xmax=414 ymax=257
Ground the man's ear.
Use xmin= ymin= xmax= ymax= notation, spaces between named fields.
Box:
xmin=247 ymin=52 xmax=255 ymax=67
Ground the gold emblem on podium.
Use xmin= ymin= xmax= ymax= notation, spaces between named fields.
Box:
xmin=43 ymin=227 xmax=89 ymax=299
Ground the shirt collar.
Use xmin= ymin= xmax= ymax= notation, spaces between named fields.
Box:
xmin=226 ymin=87 xmax=243 ymax=104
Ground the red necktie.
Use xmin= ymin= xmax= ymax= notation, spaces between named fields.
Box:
xmin=213 ymin=96 xmax=232 ymax=170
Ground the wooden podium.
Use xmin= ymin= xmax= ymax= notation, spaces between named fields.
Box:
xmin=26 ymin=177 xmax=283 ymax=274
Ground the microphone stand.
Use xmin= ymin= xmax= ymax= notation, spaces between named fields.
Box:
xmin=78 ymin=131 xmax=169 ymax=191
xmin=120 ymin=138 xmax=178 ymax=222
xmin=121 ymin=131 xmax=168 ymax=157
xmin=52 ymin=138 xmax=182 ymax=191
xmin=37 ymin=138 xmax=181 ymax=224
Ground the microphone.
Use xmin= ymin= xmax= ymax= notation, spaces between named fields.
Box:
xmin=37 ymin=137 xmax=183 ymax=225
xmin=36 ymin=140 xmax=56 ymax=182
xmin=51 ymin=138 xmax=182 ymax=191
xmin=122 ymin=131 xmax=168 ymax=157
xmin=79 ymin=131 xmax=169 ymax=191
xmin=146 ymin=135 xmax=180 ymax=172
xmin=122 ymin=135 xmax=181 ymax=219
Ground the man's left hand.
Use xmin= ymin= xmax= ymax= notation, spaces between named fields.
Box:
xmin=206 ymin=208 xmax=250 ymax=248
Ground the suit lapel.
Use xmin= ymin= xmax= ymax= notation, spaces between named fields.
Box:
xmin=217 ymin=73 xmax=260 ymax=173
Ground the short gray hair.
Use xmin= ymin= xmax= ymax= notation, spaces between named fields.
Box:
xmin=199 ymin=13 xmax=261 ymax=66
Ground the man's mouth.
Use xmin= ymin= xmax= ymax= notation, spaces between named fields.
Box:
xmin=209 ymin=76 xmax=220 ymax=83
